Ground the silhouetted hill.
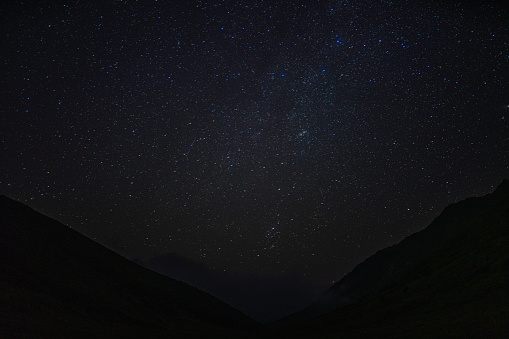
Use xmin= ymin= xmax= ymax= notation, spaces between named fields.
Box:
xmin=0 ymin=196 xmax=261 ymax=338
xmin=273 ymin=180 xmax=509 ymax=338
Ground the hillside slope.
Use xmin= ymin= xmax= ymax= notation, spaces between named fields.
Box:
xmin=274 ymin=180 xmax=509 ymax=338
xmin=0 ymin=195 xmax=261 ymax=338
xmin=276 ymin=180 xmax=509 ymax=327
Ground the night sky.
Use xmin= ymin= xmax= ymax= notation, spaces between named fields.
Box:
xmin=1 ymin=0 xmax=508 ymax=322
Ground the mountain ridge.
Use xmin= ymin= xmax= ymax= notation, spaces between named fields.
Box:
xmin=0 ymin=195 xmax=261 ymax=338
xmin=271 ymin=178 xmax=509 ymax=337
xmin=1 ymin=179 xmax=507 ymax=338
xmin=273 ymin=179 xmax=509 ymax=328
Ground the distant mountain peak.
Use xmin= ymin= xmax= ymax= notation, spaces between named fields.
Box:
xmin=495 ymin=178 xmax=509 ymax=193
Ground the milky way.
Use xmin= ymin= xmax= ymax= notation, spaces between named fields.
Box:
xmin=1 ymin=0 xmax=507 ymax=286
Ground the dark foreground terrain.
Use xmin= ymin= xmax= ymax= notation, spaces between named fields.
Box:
xmin=0 ymin=195 xmax=261 ymax=338
xmin=1 ymin=180 xmax=508 ymax=338
xmin=272 ymin=180 xmax=509 ymax=338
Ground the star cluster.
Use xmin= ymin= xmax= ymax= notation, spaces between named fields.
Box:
xmin=1 ymin=0 xmax=507 ymax=285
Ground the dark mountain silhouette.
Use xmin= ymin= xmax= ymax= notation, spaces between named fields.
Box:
xmin=2 ymin=179 xmax=508 ymax=338
xmin=139 ymin=253 xmax=326 ymax=324
xmin=0 ymin=195 xmax=261 ymax=338
xmin=271 ymin=179 xmax=509 ymax=338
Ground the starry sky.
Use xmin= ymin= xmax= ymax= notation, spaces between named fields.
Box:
xmin=1 ymin=0 xmax=508 ymax=322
